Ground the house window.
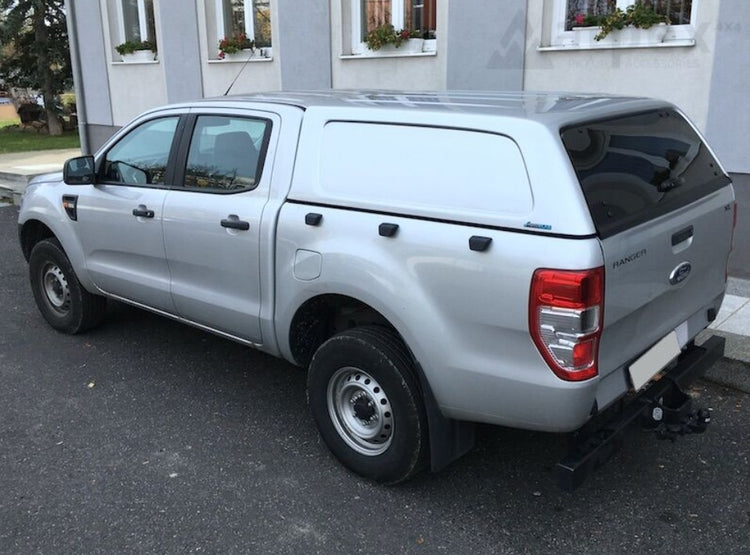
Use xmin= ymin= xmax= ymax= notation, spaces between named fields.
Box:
xmin=351 ymin=0 xmax=437 ymax=54
xmin=118 ymin=0 xmax=156 ymax=43
xmin=548 ymin=0 xmax=696 ymax=48
xmin=215 ymin=0 xmax=272 ymax=47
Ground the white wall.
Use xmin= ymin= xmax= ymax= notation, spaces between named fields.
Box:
xmin=108 ymin=64 xmax=169 ymax=125
xmin=523 ymin=0 xmax=720 ymax=131
xmin=101 ymin=0 xmax=168 ymax=125
xmin=705 ymin=0 xmax=750 ymax=173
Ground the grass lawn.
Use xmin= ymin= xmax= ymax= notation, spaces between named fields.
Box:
xmin=0 ymin=119 xmax=80 ymax=154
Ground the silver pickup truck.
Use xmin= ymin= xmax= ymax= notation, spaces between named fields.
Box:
xmin=18 ymin=91 xmax=735 ymax=488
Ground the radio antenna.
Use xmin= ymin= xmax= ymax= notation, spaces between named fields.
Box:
xmin=223 ymin=51 xmax=255 ymax=96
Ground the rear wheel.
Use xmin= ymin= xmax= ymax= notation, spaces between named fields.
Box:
xmin=308 ymin=326 xmax=428 ymax=484
xmin=29 ymin=238 xmax=106 ymax=334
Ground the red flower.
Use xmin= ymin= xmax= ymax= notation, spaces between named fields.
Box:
xmin=400 ymin=29 xmax=410 ymax=39
xmin=575 ymin=13 xmax=585 ymax=25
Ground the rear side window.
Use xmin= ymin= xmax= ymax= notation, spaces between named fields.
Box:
xmin=561 ymin=109 xmax=731 ymax=238
xmin=182 ymin=115 xmax=271 ymax=193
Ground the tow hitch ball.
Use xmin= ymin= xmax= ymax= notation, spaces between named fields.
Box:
xmin=642 ymin=386 xmax=711 ymax=441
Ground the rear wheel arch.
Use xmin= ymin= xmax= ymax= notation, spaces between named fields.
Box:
xmin=288 ymin=294 xmax=396 ymax=368
xmin=290 ymin=294 xmax=476 ymax=477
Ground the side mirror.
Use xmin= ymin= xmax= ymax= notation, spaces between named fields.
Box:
xmin=63 ymin=155 xmax=96 ymax=185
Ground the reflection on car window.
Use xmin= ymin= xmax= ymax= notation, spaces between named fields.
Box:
xmin=183 ymin=115 xmax=270 ymax=192
xmin=102 ymin=117 xmax=179 ymax=186
xmin=561 ymin=109 xmax=730 ymax=238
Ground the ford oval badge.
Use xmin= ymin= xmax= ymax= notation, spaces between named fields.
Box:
xmin=669 ymin=262 xmax=692 ymax=285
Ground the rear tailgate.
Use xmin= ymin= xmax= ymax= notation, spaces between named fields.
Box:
xmin=561 ymin=108 xmax=734 ymax=383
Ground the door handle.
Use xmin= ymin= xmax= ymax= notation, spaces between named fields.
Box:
xmin=132 ymin=205 xmax=155 ymax=218
xmin=671 ymin=225 xmax=693 ymax=246
xmin=221 ymin=214 xmax=250 ymax=231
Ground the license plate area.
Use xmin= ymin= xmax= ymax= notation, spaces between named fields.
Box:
xmin=628 ymin=329 xmax=682 ymax=391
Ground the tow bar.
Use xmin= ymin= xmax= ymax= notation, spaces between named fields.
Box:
xmin=641 ymin=385 xmax=711 ymax=441
xmin=556 ymin=335 xmax=724 ymax=491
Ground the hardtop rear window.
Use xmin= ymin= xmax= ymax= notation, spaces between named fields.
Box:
xmin=561 ymin=109 xmax=731 ymax=239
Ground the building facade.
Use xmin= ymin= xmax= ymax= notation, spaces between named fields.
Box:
xmin=67 ymin=0 xmax=749 ymax=174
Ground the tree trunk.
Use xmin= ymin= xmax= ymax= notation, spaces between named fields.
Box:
xmin=33 ymin=0 xmax=63 ymax=136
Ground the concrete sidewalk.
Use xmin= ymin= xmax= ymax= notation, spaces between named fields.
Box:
xmin=0 ymin=148 xmax=80 ymax=205
xmin=0 ymin=148 xmax=747 ymax=392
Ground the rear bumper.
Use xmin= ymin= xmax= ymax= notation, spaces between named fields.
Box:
xmin=556 ymin=334 xmax=725 ymax=491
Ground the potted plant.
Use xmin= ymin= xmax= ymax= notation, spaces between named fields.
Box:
xmin=254 ymin=40 xmax=272 ymax=59
xmin=364 ymin=24 xmax=424 ymax=55
xmin=115 ymin=40 xmax=156 ymax=62
xmin=422 ymin=29 xmax=437 ymax=53
xmin=572 ymin=2 xmax=669 ymax=46
xmin=218 ymin=34 xmax=255 ymax=61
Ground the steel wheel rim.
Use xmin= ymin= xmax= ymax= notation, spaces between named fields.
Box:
xmin=41 ymin=263 xmax=70 ymax=314
xmin=327 ymin=367 xmax=394 ymax=456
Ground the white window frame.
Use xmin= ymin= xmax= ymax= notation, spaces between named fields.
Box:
xmin=547 ymin=0 xmax=698 ymax=50
xmin=116 ymin=0 xmax=152 ymax=43
xmin=350 ymin=0 xmax=408 ymax=55
xmin=215 ymin=0 xmax=258 ymax=41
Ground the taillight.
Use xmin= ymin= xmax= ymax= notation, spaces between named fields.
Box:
xmin=529 ymin=267 xmax=605 ymax=382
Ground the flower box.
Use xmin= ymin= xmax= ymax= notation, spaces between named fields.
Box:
xmin=572 ymin=22 xmax=667 ymax=47
xmin=121 ymin=49 xmax=155 ymax=63
xmin=365 ymin=38 xmax=424 ymax=56
xmin=222 ymin=49 xmax=256 ymax=62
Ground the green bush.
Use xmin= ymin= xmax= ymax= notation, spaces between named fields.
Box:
xmin=115 ymin=40 xmax=156 ymax=55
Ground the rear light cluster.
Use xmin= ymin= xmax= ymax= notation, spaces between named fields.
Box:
xmin=529 ymin=267 xmax=605 ymax=382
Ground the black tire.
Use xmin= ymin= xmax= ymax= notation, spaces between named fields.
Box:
xmin=307 ymin=326 xmax=428 ymax=484
xmin=28 ymin=238 xmax=107 ymax=334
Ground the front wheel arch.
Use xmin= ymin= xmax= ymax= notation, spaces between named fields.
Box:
xmin=28 ymin=237 xmax=106 ymax=334
xmin=19 ymin=219 xmax=55 ymax=261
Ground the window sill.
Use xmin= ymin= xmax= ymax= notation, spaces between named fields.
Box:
xmin=111 ymin=60 xmax=160 ymax=65
xmin=208 ymin=57 xmax=273 ymax=64
xmin=538 ymin=39 xmax=695 ymax=52
xmin=340 ymin=51 xmax=437 ymax=60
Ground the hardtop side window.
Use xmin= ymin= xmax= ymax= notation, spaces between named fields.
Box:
xmin=100 ymin=116 xmax=179 ymax=186
xmin=182 ymin=115 xmax=271 ymax=193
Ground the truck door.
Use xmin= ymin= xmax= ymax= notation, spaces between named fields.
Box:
xmin=74 ymin=115 xmax=182 ymax=312
xmin=161 ymin=112 xmax=276 ymax=344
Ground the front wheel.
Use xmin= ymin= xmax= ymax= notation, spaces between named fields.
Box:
xmin=29 ymin=238 xmax=106 ymax=334
xmin=307 ymin=326 xmax=428 ymax=484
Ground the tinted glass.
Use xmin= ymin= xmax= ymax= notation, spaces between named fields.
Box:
xmin=101 ymin=117 xmax=179 ymax=186
xmin=183 ymin=115 xmax=270 ymax=192
xmin=561 ymin=109 xmax=730 ymax=238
